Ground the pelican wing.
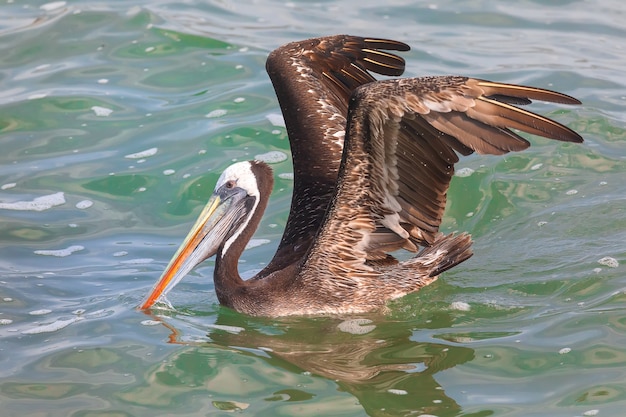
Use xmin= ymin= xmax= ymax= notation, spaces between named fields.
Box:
xmin=261 ymin=35 xmax=409 ymax=276
xmin=298 ymin=76 xmax=582 ymax=282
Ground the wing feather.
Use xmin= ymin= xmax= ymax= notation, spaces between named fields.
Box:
xmin=475 ymin=79 xmax=581 ymax=104
xmin=260 ymin=35 xmax=409 ymax=279
xmin=297 ymin=75 xmax=581 ymax=283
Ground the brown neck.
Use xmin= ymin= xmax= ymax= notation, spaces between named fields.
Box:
xmin=213 ymin=161 xmax=274 ymax=308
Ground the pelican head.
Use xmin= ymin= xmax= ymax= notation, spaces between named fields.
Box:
xmin=139 ymin=160 xmax=270 ymax=309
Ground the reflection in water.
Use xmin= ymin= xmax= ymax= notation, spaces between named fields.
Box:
xmin=135 ymin=309 xmax=475 ymax=416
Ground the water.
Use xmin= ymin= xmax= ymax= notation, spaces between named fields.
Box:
xmin=1 ymin=1 xmax=625 ymax=416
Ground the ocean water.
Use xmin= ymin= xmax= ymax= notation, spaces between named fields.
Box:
xmin=0 ymin=1 xmax=625 ymax=416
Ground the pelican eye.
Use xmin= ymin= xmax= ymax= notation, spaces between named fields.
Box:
xmin=225 ymin=180 xmax=237 ymax=189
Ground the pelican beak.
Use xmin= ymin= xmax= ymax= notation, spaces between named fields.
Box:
xmin=139 ymin=187 xmax=247 ymax=310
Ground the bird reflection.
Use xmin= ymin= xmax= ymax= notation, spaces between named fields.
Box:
xmin=138 ymin=309 xmax=475 ymax=416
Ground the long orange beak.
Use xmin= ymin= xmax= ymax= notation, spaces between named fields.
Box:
xmin=139 ymin=194 xmax=225 ymax=310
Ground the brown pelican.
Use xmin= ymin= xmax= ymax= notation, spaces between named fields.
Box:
xmin=140 ymin=35 xmax=582 ymax=316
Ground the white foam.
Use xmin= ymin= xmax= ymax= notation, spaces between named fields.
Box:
xmin=126 ymin=6 xmax=142 ymax=16
xmin=450 ymin=301 xmax=471 ymax=311
xmin=255 ymin=151 xmax=287 ymax=164
xmin=163 ymin=169 xmax=175 ymax=176
xmin=456 ymin=167 xmax=475 ymax=177
xmin=205 ymin=109 xmax=227 ymax=118
xmin=387 ymin=389 xmax=408 ymax=395
xmin=34 ymin=245 xmax=84 ymax=257
xmin=75 ymin=200 xmax=93 ymax=209
xmin=597 ymin=257 xmax=619 ymax=268
xmin=125 ymin=147 xmax=157 ymax=159
xmin=119 ymin=258 xmax=154 ymax=265
xmin=530 ymin=163 xmax=543 ymax=170
xmin=0 ymin=319 xmax=13 ymax=325
xmin=91 ymin=106 xmax=113 ymax=117
xmin=29 ymin=309 xmax=52 ymax=316
xmin=22 ymin=316 xmax=83 ymax=334
xmin=1 ymin=183 xmax=16 ymax=190
xmin=337 ymin=318 xmax=375 ymax=335
xmin=278 ymin=172 xmax=294 ymax=180
xmin=28 ymin=93 xmax=48 ymax=100
xmin=40 ymin=1 xmax=66 ymax=11
xmin=140 ymin=320 xmax=161 ymax=326
xmin=558 ymin=347 xmax=571 ymax=354
xmin=84 ymin=309 xmax=112 ymax=319
xmin=265 ymin=113 xmax=286 ymax=127
xmin=206 ymin=324 xmax=245 ymax=334
xmin=0 ymin=191 xmax=65 ymax=211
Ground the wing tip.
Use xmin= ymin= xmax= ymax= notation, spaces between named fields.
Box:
xmin=363 ymin=37 xmax=411 ymax=52
xmin=560 ymin=129 xmax=584 ymax=143
xmin=475 ymin=79 xmax=582 ymax=106
xmin=422 ymin=232 xmax=474 ymax=277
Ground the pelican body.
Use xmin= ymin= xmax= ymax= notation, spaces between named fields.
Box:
xmin=140 ymin=35 xmax=582 ymax=317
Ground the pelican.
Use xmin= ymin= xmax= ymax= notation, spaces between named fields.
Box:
xmin=140 ymin=35 xmax=582 ymax=317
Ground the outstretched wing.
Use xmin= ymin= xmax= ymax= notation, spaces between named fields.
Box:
xmin=260 ymin=35 xmax=409 ymax=277
xmin=298 ymin=76 xmax=582 ymax=282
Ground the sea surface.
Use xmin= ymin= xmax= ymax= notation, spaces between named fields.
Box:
xmin=1 ymin=1 xmax=625 ymax=416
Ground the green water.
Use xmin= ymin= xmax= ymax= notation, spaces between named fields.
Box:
xmin=1 ymin=1 xmax=625 ymax=416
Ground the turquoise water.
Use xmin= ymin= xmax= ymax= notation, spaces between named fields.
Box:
xmin=1 ymin=1 xmax=625 ymax=416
